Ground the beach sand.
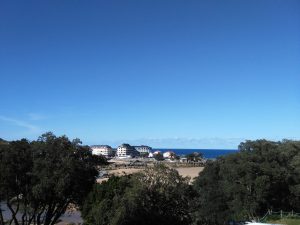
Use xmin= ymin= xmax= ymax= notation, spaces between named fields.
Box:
xmin=176 ymin=167 xmax=204 ymax=179
xmin=97 ymin=166 xmax=204 ymax=183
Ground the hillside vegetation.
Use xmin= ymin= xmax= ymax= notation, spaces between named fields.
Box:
xmin=1 ymin=135 xmax=299 ymax=225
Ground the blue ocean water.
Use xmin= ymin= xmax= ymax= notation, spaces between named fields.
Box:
xmin=153 ymin=149 xmax=238 ymax=159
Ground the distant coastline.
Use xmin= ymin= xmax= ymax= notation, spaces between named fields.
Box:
xmin=153 ymin=148 xmax=238 ymax=159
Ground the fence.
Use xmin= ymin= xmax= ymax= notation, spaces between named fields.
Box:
xmin=260 ymin=210 xmax=300 ymax=223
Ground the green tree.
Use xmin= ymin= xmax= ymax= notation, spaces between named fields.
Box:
xmin=192 ymin=139 xmax=300 ymax=225
xmin=0 ymin=132 xmax=103 ymax=225
xmin=82 ymin=165 xmax=193 ymax=225
xmin=140 ymin=152 xmax=149 ymax=158
xmin=153 ymin=153 xmax=164 ymax=161
xmin=191 ymin=159 xmax=230 ymax=225
xmin=186 ymin=152 xmax=203 ymax=162
xmin=0 ymin=138 xmax=33 ymax=225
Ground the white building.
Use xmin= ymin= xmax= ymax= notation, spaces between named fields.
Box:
xmin=117 ymin=144 xmax=139 ymax=158
xmin=150 ymin=151 xmax=163 ymax=159
xmin=153 ymin=150 xmax=162 ymax=155
xmin=149 ymin=150 xmax=162 ymax=158
xmin=134 ymin=145 xmax=152 ymax=154
xmin=91 ymin=145 xmax=113 ymax=157
xmin=163 ymin=151 xmax=176 ymax=159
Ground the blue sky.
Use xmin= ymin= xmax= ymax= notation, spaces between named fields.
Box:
xmin=0 ymin=0 xmax=299 ymax=148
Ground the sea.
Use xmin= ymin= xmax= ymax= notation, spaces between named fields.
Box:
xmin=153 ymin=148 xmax=238 ymax=159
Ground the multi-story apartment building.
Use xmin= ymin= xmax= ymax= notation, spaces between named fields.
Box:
xmin=134 ymin=145 xmax=152 ymax=154
xmin=117 ymin=144 xmax=139 ymax=158
xmin=91 ymin=145 xmax=113 ymax=157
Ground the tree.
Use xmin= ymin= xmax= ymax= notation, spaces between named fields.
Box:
xmin=82 ymin=164 xmax=193 ymax=225
xmin=140 ymin=152 xmax=149 ymax=158
xmin=153 ymin=153 xmax=164 ymax=161
xmin=0 ymin=138 xmax=33 ymax=225
xmin=81 ymin=175 xmax=133 ymax=225
xmin=0 ymin=132 xmax=103 ymax=225
xmin=191 ymin=159 xmax=230 ymax=225
xmin=0 ymin=138 xmax=8 ymax=145
xmin=186 ymin=152 xmax=203 ymax=162
xmin=133 ymin=164 xmax=193 ymax=225
xmin=192 ymin=139 xmax=300 ymax=225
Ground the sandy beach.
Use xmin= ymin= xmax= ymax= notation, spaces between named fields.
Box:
xmin=97 ymin=166 xmax=204 ymax=183
xmin=176 ymin=167 xmax=204 ymax=179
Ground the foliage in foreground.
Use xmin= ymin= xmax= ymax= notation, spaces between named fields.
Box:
xmin=1 ymin=134 xmax=299 ymax=225
xmin=82 ymin=164 xmax=194 ymax=225
xmin=192 ymin=140 xmax=300 ymax=225
xmin=82 ymin=139 xmax=300 ymax=225
xmin=0 ymin=132 xmax=106 ymax=225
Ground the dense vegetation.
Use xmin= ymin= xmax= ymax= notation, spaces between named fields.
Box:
xmin=82 ymin=165 xmax=193 ymax=225
xmin=82 ymin=140 xmax=300 ymax=225
xmin=192 ymin=139 xmax=300 ymax=225
xmin=0 ymin=133 xmax=106 ymax=225
xmin=186 ymin=152 xmax=203 ymax=162
xmin=1 ymin=134 xmax=299 ymax=225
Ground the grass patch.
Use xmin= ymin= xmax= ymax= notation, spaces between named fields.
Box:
xmin=267 ymin=218 xmax=300 ymax=225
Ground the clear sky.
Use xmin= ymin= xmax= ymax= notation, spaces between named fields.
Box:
xmin=0 ymin=0 xmax=299 ymax=148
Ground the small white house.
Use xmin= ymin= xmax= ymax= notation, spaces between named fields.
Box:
xmin=153 ymin=151 xmax=162 ymax=155
xmin=163 ymin=151 xmax=176 ymax=159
